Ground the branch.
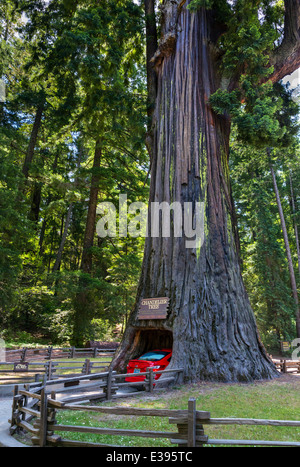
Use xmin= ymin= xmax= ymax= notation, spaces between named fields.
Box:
xmin=150 ymin=0 xmax=183 ymax=69
xmin=269 ymin=0 xmax=300 ymax=83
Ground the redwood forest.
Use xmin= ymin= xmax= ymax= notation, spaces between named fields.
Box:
xmin=1 ymin=0 xmax=300 ymax=383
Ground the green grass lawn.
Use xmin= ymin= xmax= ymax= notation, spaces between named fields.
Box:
xmin=54 ymin=374 xmax=300 ymax=447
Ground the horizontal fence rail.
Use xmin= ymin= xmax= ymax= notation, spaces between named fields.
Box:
xmin=10 ymin=391 xmax=207 ymax=447
xmin=4 ymin=345 xmax=118 ymax=363
xmin=0 ymin=346 xmax=117 ymax=384
xmin=0 ymin=358 xmax=113 ymax=385
xmin=201 ymin=417 xmax=300 ymax=447
xmin=9 ymin=365 xmax=184 ymax=418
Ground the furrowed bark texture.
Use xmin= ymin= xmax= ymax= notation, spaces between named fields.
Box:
xmin=112 ymin=2 xmax=278 ymax=382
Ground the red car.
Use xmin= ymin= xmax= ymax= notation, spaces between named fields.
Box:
xmin=125 ymin=349 xmax=172 ymax=383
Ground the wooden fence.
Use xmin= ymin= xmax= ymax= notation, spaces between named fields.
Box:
xmin=0 ymin=346 xmax=116 ymax=384
xmin=8 ymin=364 xmax=184 ymax=403
xmin=0 ymin=358 xmax=113 ymax=384
xmin=4 ymin=345 xmax=117 ymax=362
xmin=10 ymin=388 xmax=209 ymax=447
xmin=9 ymin=384 xmax=300 ymax=447
xmin=273 ymin=358 xmax=300 ymax=374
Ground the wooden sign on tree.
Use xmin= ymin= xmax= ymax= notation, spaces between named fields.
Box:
xmin=138 ymin=298 xmax=170 ymax=320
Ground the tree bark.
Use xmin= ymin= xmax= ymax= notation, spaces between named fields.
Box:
xmin=144 ymin=0 xmax=158 ymax=123
xmin=22 ymin=103 xmax=44 ymax=179
xmin=72 ymin=139 xmax=102 ymax=346
xmin=112 ymin=3 xmax=278 ymax=382
xmin=52 ymin=147 xmax=82 ymax=272
xmin=80 ymin=139 xmax=102 ymax=274
xmin=28 ymin=181 xmax=42 ymax=223
xmin=52 ymin=203 xmax=73 ymax=273
xmin=270 ymin=163 xmax=300 ymax=338
xmin=144 ymin=0 xmax=158 ymax=161
xmin=269 ymin=0 xmax=300 ymax=83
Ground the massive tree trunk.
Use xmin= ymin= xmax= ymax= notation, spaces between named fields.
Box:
xmin=112 ymin=3 xmax=278 ymax=382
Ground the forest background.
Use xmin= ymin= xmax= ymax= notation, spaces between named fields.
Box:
xmin=0 ymin=0 xmax=299 ymax=353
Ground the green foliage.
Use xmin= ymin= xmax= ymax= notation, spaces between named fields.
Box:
xmin=209 ymin=0 xmax=289 ymax=148
xmin=187 ymin=0 xmax=232 ymax=22
xmin=230 ymin=134 xmax=300 ymax=350
xmin=211 ymin=83 xmax=295 ymax=147
xmin=187 ymin=0 xmax=214 ymax=11
xmin=0 ymin=0 xmax=148 ymax=345
xmin=218 ymin=1 xmax=281 ymax=77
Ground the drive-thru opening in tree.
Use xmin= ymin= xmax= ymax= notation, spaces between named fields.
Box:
xmin=125 ymin=329 xmax=173 ymax=362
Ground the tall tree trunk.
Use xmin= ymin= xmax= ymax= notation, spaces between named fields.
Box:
xmin=144 ymin=0 xmax=158 ymax=124
xmin=289 ymin=169 xmax=300 ymax=278
xmin=270 ymin=163 xmax=300 ymax=338
xmin=72 ymin=139 xmax=102 ymax=346
xmin=112 ymin=3 xmax=278 ymax=382
xmin=39 ymin=155 xmax=59 ymax=255
xmin=144 ymin=0 xmax=158 ymax=162
xmin=21 ymin=103 xmax=44 ymax=224
xmin=52 ymin=203 xmax=74 ymax=273
xmin=28 ymin=181 xmax=42 ymax=222
xmin=52 ymin=147 xmax=82 ymax=272
xmin=22 ymin=103 xmax=44 ymax=179
xmin=80 ymin=140 xmax=102 ymax=273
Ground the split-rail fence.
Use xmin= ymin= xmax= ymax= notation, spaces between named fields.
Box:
xmin=0 ymin=346 xmax=116 ymax=384
xmin=9 ymin=382 xmax=300 ymax=447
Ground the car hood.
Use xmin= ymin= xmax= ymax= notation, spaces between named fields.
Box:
xmin=127 ymin=359 xmax=159 ymax=367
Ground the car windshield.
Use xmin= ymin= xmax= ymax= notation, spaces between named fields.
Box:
xmin=138 ymin=351 xmax=169 ymax=362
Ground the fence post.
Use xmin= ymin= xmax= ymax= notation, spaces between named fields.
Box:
xmin=69 ymin=346 xmax=75 ymax=359
xmin=47 ymin=346 xmax=53 ymax=360
xmin=44 ymin=361 xmax=50 ymax=381
xmin=48 ymin=361 xmax=54 ymax=380
xmin=35 ymin=373 xmax=41 ymax=382
xmin=106 ymin=368 xmax=113 ymax=400
xmin=283 ymin=359 xmax=287 ymax=374
xmin=105 ymin=369 xmax=118 ymax=400
xmin=149 ymin=368 xmax=154 ymax=393
xmin=10 ymin=385 xmax=19 ymax=434
xmin=82 ymin=359 xmax=91 ymax=375
xmin=39 ymin=388 xmax=48 ymax=447
xmin=187 ymin=398 xmax=196 ymax=447
xmin=21 ymin=347 xmax=27 ymax=363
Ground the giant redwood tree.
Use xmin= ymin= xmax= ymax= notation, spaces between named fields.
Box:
xmin=112 ymin=0 xmax=300 ymax=382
